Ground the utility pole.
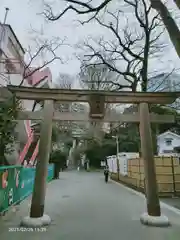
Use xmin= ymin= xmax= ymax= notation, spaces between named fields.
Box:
xmin=3 ymin=8 xmax=10 ymax=24
xmin=116 ymin=136 xmax=120 ymax=180
xmin=0 ymin=7 xmax=10 ymax=50
xmin=112 ymin=135 xmax=120 ymax=180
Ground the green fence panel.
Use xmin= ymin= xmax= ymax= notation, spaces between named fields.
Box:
xmin=0 ymin=166 xmax=22 ymax=213
xmin=19 ymin=167 xmax=36 ymax=201
xmin=47 ymin=164 xmax=54 ymax=182
xmin=0 ymin=164 xmax=54 ymax=213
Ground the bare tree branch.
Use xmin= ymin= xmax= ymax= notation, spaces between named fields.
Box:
xmin=43 ymin=0 xmax=112 ymax=22
xmin=150 ymin=0 xmax=180 ymax=58
xmin=76 ymin=0 xmax=165 ymax=92
xmin=42 ymin=0 xmax=180 ymax=59
xmin=19 ymin=36 xmax=65 ymax=86
xmin=82 ymin=41 xmax=139 ymax=87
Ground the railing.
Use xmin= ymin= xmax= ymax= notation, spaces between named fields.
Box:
xmin=18 ymin=120 xmax=34 ymax=165
xmin=0 ymin=164 xmax=54 ymax=213
xmin=19 ymin=131 xmax=34 ymax=164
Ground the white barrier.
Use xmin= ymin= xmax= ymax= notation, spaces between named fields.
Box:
xmin=107 ymin=152 xmax=139 ymax=176
xmin=107 ymin=155 xmax=117 ymax=173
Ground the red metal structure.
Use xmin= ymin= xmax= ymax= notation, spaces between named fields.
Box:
xmin=18 ymin=67 xmax=52 ymax=166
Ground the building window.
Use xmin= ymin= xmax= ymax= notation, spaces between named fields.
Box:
xmin=165 ymin=138 xmax=172 ymax=146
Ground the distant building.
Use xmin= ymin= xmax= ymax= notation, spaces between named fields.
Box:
xmin=147 ymin=73 xmax=180 ymax=92
xmin=148 ymin=72 xmax=180 ymax=109
xmin=157 ymin=131 xmax=180 ymax=156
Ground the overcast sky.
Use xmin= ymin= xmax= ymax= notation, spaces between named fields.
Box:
xmin=0 ymin=0 xmax=180 ymax=85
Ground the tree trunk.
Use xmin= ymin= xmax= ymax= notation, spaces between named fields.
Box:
xmin=174 ymin=0 xmax=180 ymax=10
xmin=0 ymin=144 xmax=7 ymax=166
xmin=150 ymin=0 xmax=180 ymax=57
xmin=141 ymin=32 xmax=150 ymax=92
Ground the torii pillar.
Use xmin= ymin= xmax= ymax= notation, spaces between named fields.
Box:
xmin=21 ymin=100 xmax=54 ymax=227
xmin=139 ymin=103 xmax=169 ymax=227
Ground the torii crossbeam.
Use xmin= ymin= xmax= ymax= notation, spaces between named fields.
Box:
xmin=1 ymin=85 xmax=180 ymax=104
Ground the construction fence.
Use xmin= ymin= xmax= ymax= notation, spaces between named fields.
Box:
xmin=0 ymin=164 xmax=54 ymax=213
xmin=109 ymin=156 xmax=180 ymax=197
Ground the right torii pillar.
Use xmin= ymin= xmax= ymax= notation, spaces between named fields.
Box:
xmin=139 ymin=103 xmax=170 ymax=227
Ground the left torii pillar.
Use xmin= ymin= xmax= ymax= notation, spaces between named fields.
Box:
xmin=21 ymin=100 xmax=54 ymax=227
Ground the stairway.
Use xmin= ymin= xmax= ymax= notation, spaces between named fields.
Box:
xmin=29 ymin=140 xmax=39 ymax=166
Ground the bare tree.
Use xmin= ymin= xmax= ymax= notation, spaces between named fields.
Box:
xmin=77 ymin=1 xmax=165 ymax=93
xmin=43 ymin=0 xmax=180 ymax=59
xmin=20 ymin=35 xmax=65 ymax=86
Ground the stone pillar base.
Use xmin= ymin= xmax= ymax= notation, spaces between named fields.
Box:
xmin=140 ymin=212 xmax=170 ymax=227
xmin=20 ymin=214 xmax=51 ymax=228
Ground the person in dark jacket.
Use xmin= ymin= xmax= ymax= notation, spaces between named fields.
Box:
xmin=104 ymin=165 xmax=109 ymax=183
xmin=54 ymin=161 xmax=61 ymax=179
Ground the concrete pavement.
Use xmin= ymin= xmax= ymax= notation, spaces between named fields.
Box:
xmin=0 ymin=171 xmax=180 ymax=239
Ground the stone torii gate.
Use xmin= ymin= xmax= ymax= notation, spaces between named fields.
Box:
xmin=2 ymin=85 xmax=180 ymax=227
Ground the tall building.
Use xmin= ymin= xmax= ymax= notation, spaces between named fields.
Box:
xmin=147 ymin=72 xmax=180 ymax=110
xmin=0 ymin=23 xmax=52 ymax=165
xmin=147 ymin=73 xmax=180 ymax=92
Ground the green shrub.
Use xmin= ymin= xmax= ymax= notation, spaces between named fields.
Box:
xmin=49 ymin=149 xmax=67 ymax=167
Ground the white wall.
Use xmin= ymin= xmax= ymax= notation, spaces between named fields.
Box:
xmin=107 ymin=152 xmax=139 ymax=176
xmin=0 ymin=24 xmax=24 ymax=86
xmin=0 ymin=24 xmax=24 ymax=59
xmin=157 ymin=132 xmax=180 ymax=155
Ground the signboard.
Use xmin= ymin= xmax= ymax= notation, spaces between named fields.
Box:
xmin=0 ymin=166 xmax=22 ymax=213
xmin=118 ymin=154 xmax=128 ymax=176
xmin=89 ymin=94 xmax=105 ymax=119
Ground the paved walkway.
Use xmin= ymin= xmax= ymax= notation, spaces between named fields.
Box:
xmin=162 ymin=197 xmax=180 ymax=210
xmin=0 ymin=171 xmax=180 ymax=239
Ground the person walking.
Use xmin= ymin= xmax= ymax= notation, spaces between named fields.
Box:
xmin=104 ymin=165 xmax=109 ymax=183
xmin=77 ymin=163 xmax=80 ymax=171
